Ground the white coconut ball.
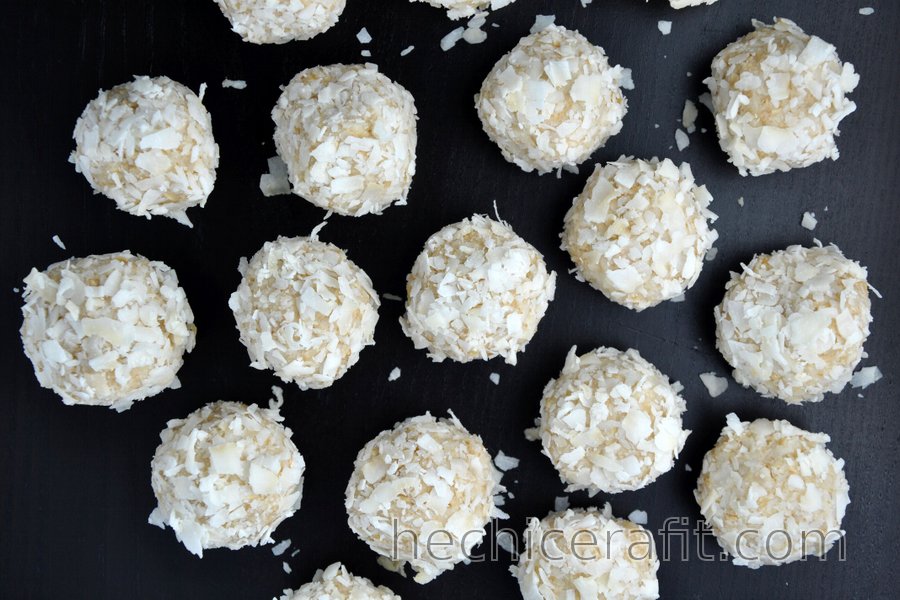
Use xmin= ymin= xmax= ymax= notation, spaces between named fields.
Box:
xmin=70 ymin=76 xmax=219 ymax=227
xmin=475 ymin=25 xmax=629 ymax=174
xmin=272 ymin=64 xmax=418 ymax=217
xmin=149 ymin=399 xmax=305 ymax=557
xmin=19 ymin=252 xmax=195 ymax=411
xmin=411 ymin=0 xmax=516 ymax=20
xmin=669 ymin=0 xmax=718 ymax=8
xmin=400 ymin=215 xmax=556 ymax=365
xmin=715 ymin=244 xmax=873 ymax=404
xmin=705 ymin=18 xmax=859 ymax=176
xmin=279 ymin=562 xmax=399 ymax=600
xmin=229 ymin=233 xmax=379 ymax=390
xmin=562 ymin=157 xmax=718 ymax=311
xmin=695 ymin=413 xmax=850 ymax=568
xmin=533 ymin=346 xmax=689 ymax=495
xmin=345 ymin=412 xmax=505 ymax=584
xmin=213 ymin=0 xmax=345 ymax=44
xmin=512 ymin=506 xmax=660 ymax=600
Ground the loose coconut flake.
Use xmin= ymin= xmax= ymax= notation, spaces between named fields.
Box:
xmin=222 ymin=79 xmax=247 ymax=89
xmin=51 ymin=235 xmax=66 ymax=250
xmin=801 ymin=211 xmax=818 ymax=230
xmin=628 ymin=509 xmax=649 ymax=525
xmin=699 ymin=372 xmax=728 ymax=397
xmin=388 ymin=367 xmax=402 ymax=382
xmin=850 ymin=365 xmax=882 ymax=389
xmin=657 ymin=21 xmax=672 ymax=36
xmin=259 ymin=156 xmax=291 ymax=197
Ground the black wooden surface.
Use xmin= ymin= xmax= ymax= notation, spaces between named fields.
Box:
xmin=1 ymin=1 xmax=898 ymax=598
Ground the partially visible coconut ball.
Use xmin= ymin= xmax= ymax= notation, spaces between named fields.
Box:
xmin=705 ymin=18 xmax=859 ymax=176
xmin=149 ymin=400 xmax=305 ymax=557
xmin=475 ymin=25 xmax=629 ymax=174
xmin=411 ymin=0 xmax=516 ymax=20
xmin=279 ymin=562 xmax=399 ymax=600
xmin=272 ymin=64 xmax=418 ymax=216
xmin=670 ymin=0 xmax=718 ymax=8
xmin=19 ymin=252 xmax=195 ymax=411
xmin=695 ymin=413 xmax=850 ymax=568
xmin=512 ymin=506 xmax=660 ymax=600
xmin=533 ymin=346 xmax=689 ymax=495
xmin=229 ymin=233 xmax=379 ymax=390
xmin=715 ymin=244 xmax=873 ymax=404
xmin=213 ymin=0 xmax=345 ymax=44
xmin=400 ymin=215 xmax=556 ymax=365
xmin=345 ymin=413 xmax=504 ymax=584
xmin=70 ymin=76 xmax=219 ymax=226
xmin=562 ymin=157 xmax=718 ymax=311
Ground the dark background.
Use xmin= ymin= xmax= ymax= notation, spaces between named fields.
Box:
xmin=1 ymin=0 xmax=897 ymax=598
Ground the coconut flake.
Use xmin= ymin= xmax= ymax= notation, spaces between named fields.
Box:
xmin=530 ymin=14 xmax=555 ymax=34
xmin=628 ymin=509 xmax=648 ymax=525
xmin=675 ymin=129 xmax=690 ymax=151
xmin=382 ymin=293 xmax=403 ymax=302
xmin=357 ymin=27 xmax=372 ymax=44
xmin=850 ymin=366 xmax=882 ymax=389
xmin=222 ymin=79 xmax=247 ymax=89
xmin=699 ymin=372 xmax=729 ymax=397
xmin=441 ymin=27 xmax=465 ymax=51
xmin=801 ymin=211 xmax=818 ymax=230
xmin=554 ymin=496 xmax=570 ymax=512
xmin=400 ymin=45 xmax=415 ymax=56
xmin=494 ymin=450 xmax=519 ymax=471
xmin=388 ymin=367 xmax=401 ymax=382
xmin=51 ymin=235 xmax=66 ymax=250
xmin=272 ymin=538 xmax=292 ymax=556
xmin=489 ymin=372 xmax=500 ymax=385
xmin=658 ymin=21 xmax=672 ymax=36
xmin=682 ymin=99 xmax=698 ymax=134
xmin=859 ymin=7 xmax=874 ymax=16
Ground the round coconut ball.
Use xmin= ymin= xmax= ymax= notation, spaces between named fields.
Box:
xmin=400 ymin=215 xmax=556 ymax=365
xmin=562 ymin=157 xmax=718 ymax=311
xmin=695 ymin=413 xmax=850 ymax=568
xmin=475 ymin=25 xmax=629 ymax=174
xmin=715 ymin=244 xmax=872 ymax=404
xmin=345 ymin=413 xmax=504 ymax=584
xmin=229 ymin=233 xmax=379 ymax=390
xmin=19 ymin=251 xmax=195 ymax=411
xmin=411 ymin=0 xmax=516 ymax=20
xmin=533 ymin=346 xmax=689 ymax=495
xmin=705 ymin=18 xmax=859 ymax=176
xmin=149 ymin=400 xmax=305 ymax=557
xmin=513 ymin=506 xmax=659 ymax=600
xmin=71 ymin=76 xmax=219 ymax=227
xmin=272 ymin=64 xmax=418 ymax=216
xmin=214 ymin=0 xmax=345 ymax=44
xmin=670 ymin=0 xmax=718 ymax=8
xmin=279 ymin=562 xmax=399 ymax=600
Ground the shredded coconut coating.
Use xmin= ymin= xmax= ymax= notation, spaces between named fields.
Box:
xmin=412 ymin=0 xmax=515 ymax=20
xmin=562 ymin=157 xmax=718 ymax=311
xmin=512 ymin=506 xmax=659 ymax=600
xmin=19 ymin=252 xmax=195 ymax=411
xmin=400 ymin=215 xmax=556 ymax=365
xmin=214 ymin=0 xmax=345 ymax=44
xmin=705 ymin=18 xmax=859 ymax=176
xmin=715 ymin=244 xmax=872 ymax=404
xmin=272 ymin=64 xmax=418 ymax=216
xmin=345 ymin=413 xmax=505 ymax=584
xmin=695 ymin=413 xmax=850 ymax=568
xmin=229 ymin=235 xmax=379 ymax=390
xmin=475 ymin=25 xmax=628 ymax=174
xmin=149 ymin=400 xmax=305 ymax=557
xmin=70 ymin=76 xmax=219 ymax=227
xmin=536 ymin=346 xmax=689 ymax=495
xmin=279 ymin=562 xmax=399 ymax=599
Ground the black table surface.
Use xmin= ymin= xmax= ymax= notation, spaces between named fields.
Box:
xmin=1 ymin=1 xmax=898 ymax=598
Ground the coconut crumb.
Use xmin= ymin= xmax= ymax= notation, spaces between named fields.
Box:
xmin=382 ymin=293 xmax=403 ymax=302
xmin=683 ymin=99 xmax=698 ymax=134
xmin=658 ymin=21 xmax=672 ymax=36
xmin=401 ymin=45 xmax=415 ymax=56
xmin=699 ymin=372 xmax=729 ymax=397
xmin=859 ymin=7 xmax=874 ymax=16
xmin=361 ymin=49 xmax=372 ymax=57
xmin=489 ymin=372 xmax=500 ymax=385
xmin=675 ymin=129 xmax=690 ymax=151
xmin=51 ymin=235 xmax=66 ymax=250
xmin=271 ymin=539 xmax=291 ymax=556
xmin=684 ymin=463 xmax=692 ymax=472
xmin=494 ymin=450 xmax=519 ymax=471
xmin=388 ymin=367 xmax=401 ymax=382
xmin=530 ymin=14 xmax=555 ymax=34
xmin=628 ymin=509 xmax=648 ymax=525
xmin=221 ymin=79 xmax=247 ymax=90
xmin=282 ymin=562 xmax=292 ymax=574
xmin=357 ymin=28 xmax=372 ymax=44
xmin=441 ymin=27 xmax=465 ymax=51
xmin=801 ymin=211 xmax=818 ymax=230
xmin=737 ymin=197 xmax=745 ymax=207
xmin=850 ymin=366 xmax=882 ymax=389
xmin=290 ymin=548 xmax=299 ymax=558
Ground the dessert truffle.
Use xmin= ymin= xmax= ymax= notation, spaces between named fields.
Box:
xmin=412 ymin=0 xmax=515 ymax=20
xmin=279 ymin=562 xmax=399 ymax=600
xmin=669 ymin=0 xmax=717 ymax=8
xmin=214 ymin=0 xmax=346 ymax=44
xmin=19 ymin=251 xmax=195 ymax=411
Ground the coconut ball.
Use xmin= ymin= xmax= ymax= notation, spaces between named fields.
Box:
xmin=533 ymin=346 xmax=689 ymax=495
xmin=670 ymin=0 xmax=717 ymax=8
xmin=715 ymin=244 xmax=873 ymax=404
xmin=512 ymin=506 xmax=659 ymax=600
xmin=475 ymin=25 xmax=629 ymax=174
xmin=149 ymin=400 xmax=305 ymax=557
xmin=411 ymin=0 xmax=516 ymax=20
xmin=19 ymin=252 xmax=195 ymax=411
xmin=705 ymin=18 xmax=859 ymax=176
xmin=400 ymin=215 xmax=556 ymax=365
xmin=272 ymin=64 xmax=418 ymax=216
xmin=279 ymin=562 xmax=399 ymax=600
xmin=229 ymin=233 xmax=379 ymax=390
xmin=695 ymin=413 xmax=850 ymax=568
xmin=562 ymin=157 xmax=718 ymax=311
xmin=345 ymin=413 xmax=504 ymax=584
xmin=214 ymin=0 xmax=345 ymax=44
xmin=70 ymin=76 xmax=219 ymax=227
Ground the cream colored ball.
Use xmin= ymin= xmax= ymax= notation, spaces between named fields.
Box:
xmin=279 ymin=562 xmax=399 ymax=599
xmin=214 ymin=0 xmax=345 ymax=44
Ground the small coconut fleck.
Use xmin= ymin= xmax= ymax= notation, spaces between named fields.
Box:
xmin=489 ymin=372 xmax=500 ymax=385
xmin=658 ymin=21 xmax=672 ymax=36
xmin=388 ymin=367 xmax=401 ymax=382
xmin=801 ymin=212 xmax=818 ymax=230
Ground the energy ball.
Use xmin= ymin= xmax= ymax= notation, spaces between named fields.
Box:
xmin=400 ymin=215 xmax=556 ymax=365
xmin=695 ymin=413 xmax=850 ymax=568
xmin=19 ymin=252 xmax=195 ymax=411
xmin=562 ymin=157 xmax=718 ymax=311
xmin=345 ymin=413 xmax=504 ymax=584
xmin=279 ymin=562 xmax=399 ymax=600
xmin=705 ymin=18 xmax=859 ymax=176
xmin=272 ymin=64 xmax=418 ymax=216
xmin=512 ymin=506 xmax=659 ymax=600
xmin=475 ymin=25 xmax=629 ymax=174
xmin=715 ymin=244 xmax=873 ymax=404
xmin=70 ymin=76 xmax=219 ymax=227
xmin=229 ymin=233 xmax=379 ymax=390
xmin=411 ymin=0 xmax=515 ymax=20
xmin=534 ymin=346 xmax=689 ymax=495
xmin=669 ymin=0 xmax=717 ymax=8
xmin=149 ymin=399 xmax=305 ymax=557
xmin=213 ymin=0 xmax=345 ymax=44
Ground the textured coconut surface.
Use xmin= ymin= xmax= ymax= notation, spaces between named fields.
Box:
xmin=0 ymin=1 xmax=898 ymax=599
